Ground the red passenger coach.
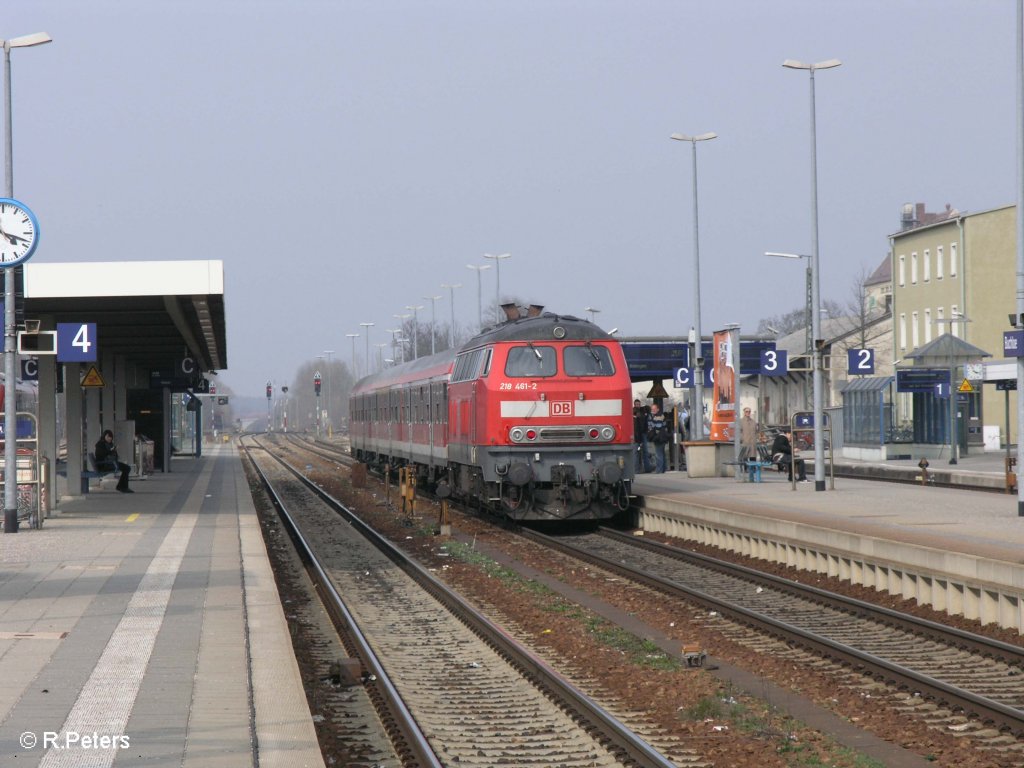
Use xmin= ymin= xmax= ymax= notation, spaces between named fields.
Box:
xmin=349 ymin=308 xmax=634 ymax=521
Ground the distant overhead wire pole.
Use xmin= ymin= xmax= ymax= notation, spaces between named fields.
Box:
xmin=345 ymin=333 xmax=359 ymax=379
xmin=584 ymin=306 xmax=600 ymax=323
xmin=440 ymin=282 xmax=461 ymax=348
xmin=405 ymin=305 xmax=423 ymax=359
xmin=484 ymin=253 xmax=511 ymax=323
xmin=393 ymin=313 xmax=411 ymax=363
xmin=359 ymin=322 xmax=374 ymax=375
xmin=466 ymin=264 xmax=491 ymax=329
xmin=422 ymin=294 xmax=441 ymax=355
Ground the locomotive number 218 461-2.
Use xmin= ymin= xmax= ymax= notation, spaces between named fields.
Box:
xmin=499 ymin=382 xmax=537 ymax=391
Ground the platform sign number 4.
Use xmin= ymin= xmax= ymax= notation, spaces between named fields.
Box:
xmin=57 ymin=322 xmax=98 ymax=362
xmin=847 ymin=348 xmax=874 ymax=375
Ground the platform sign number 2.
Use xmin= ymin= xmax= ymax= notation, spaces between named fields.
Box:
xmin=847 ymin=348 xmax=874 ymax=375
xmin=57 ymin=323 xmax=98 ymax=362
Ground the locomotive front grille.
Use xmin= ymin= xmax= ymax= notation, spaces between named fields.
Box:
xmin=538 ymin=428 xmax=586 ymax=441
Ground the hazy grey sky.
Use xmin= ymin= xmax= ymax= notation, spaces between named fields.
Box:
xmin=3 ymin=1 xmax=1018 ymax=395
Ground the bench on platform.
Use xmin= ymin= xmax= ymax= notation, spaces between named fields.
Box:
xmin=81 ymin=452 xmax=116 ymax=492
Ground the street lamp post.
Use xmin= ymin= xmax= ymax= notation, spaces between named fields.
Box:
xmin=405 ymin=305 xmax=423 ymax=359
xmin=783 ymin=57 xmax=841 ymax=493
xmin=466 ymin=264 xmax=491 ymax=330
xmin=670 ymin=131 xmax=717 ymax=437
xmin=766 ymin=251 xmax=813 ymax=406
xmin=483 ymin=253 xmax=511 ymax=323
xmin=440 ymin=282 xmax=461 ymax=349
xmin=345 ymin=333 xmax=359 ymax=380
xmin=385 ymin=328 xmax=402 ymax=365
xmin=375 ymin=343 xmax=388 ymax=369
xmin=3 ymin=31 xmax=51 ymax=534
xmin=422 ymin=294 xmax=441 ymax=355
xmin=584 ymin=306 xmax=600 ymax=323
xmin=358 ymin=322 xmax=374 ymax=375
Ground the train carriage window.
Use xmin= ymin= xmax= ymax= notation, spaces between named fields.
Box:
xmin=505 ymin=345 xmax=556 ymax=377
xmin=564 ymin=345 xmax=615 ymax=376
xmin=479 ymin=348 xmax=493 ymax=378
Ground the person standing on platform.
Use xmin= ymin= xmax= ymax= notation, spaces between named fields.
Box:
xmin=739 ymin=407 xmax=758 ymax=462
xmin=646 ymin=402 xmax=669 ymax=473
xmin=95 ymin=429 xmax=133 ymax=493
xmin=632 ymin=399 xmax=652 ymax=473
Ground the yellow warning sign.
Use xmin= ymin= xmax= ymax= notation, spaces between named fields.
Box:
xmin=81 ymin=366 xmax=105 ymax=388
xmin=958 ymin=378 xmax=974 ymax=393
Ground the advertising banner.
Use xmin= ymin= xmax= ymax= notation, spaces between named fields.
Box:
xmin=710 ymin=328 xmax=738 ymax=442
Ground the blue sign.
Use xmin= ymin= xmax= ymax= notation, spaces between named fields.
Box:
xmin=935 ymin=382 xmax=950 ymax=399
xmin=20 ymin=358 xmax=37 ymax=381
xmin=896 ymin=368 xmax=950 ymax=393
xmin=673 ymin=367 xmax=694 ymax=388
xmin=793 ymin=410 xmax=829 ymax=429
xmin=997 ymin=379 xmax=1018 ymax=391
xmin=759 ymin=349 xmax=788 ymax=376
xmin=1005 ymin=330 xmax=1024 ymax=357
xmin=622 ymin=340 xmax=777 ymax=379
xmin=847 ymin=348 xmax=875 ymax=375
xmin=57 ymin=323 xmax=97 ymax=362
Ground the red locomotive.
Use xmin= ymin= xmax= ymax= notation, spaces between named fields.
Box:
xmin=349 ymin=306 xmax=634 ymax=521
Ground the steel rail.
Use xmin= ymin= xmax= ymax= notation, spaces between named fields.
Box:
xmin=257 ymin=435 xmax=678 ymax=768
xmin=521 ymin=527 xmax=1024 ymax=736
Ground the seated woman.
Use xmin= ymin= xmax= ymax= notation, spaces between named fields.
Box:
xmin=771 ymin=430 xmax=808 ymax=483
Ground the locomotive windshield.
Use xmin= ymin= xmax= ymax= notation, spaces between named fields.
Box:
xmin=505 ymin=345 xmax=556 ymax=377
xmin=564 ymin=344 xmax=615 ymax=376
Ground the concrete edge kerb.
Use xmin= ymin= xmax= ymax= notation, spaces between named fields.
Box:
xmin=235 ymin=458 xmax=326 ymax=768
xmin=638 ymin=494 xmax=1024 ymax=632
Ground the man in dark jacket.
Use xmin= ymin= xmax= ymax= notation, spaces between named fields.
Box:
xmin=646 ymin=402 xmax=669 ymax=473
xmin=771 ymin=430 xmax=807 ymax=482
xmin=632 ymin=399 xmax=652 ymax=473
xmin=95 ymin=429 xmax=133 ymax=493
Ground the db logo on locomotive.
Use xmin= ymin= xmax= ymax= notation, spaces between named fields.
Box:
xmin=551 ymin=401 xmax=573 ymax=416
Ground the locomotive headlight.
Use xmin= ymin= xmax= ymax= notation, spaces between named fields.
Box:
xmin=601 ymin=427 xmax=615 ymax=440
xmin=510 ymin=428 xmax=524 ymax=442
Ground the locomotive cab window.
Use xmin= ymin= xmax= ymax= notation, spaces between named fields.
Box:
xmin=564 ymin=344 xmax=615 ymax=376
xmin=505 ymin=345 xmax=556 ymax=377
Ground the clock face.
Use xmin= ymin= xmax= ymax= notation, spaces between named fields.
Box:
xmin=0 ymin=199 xmax=38 ymax=266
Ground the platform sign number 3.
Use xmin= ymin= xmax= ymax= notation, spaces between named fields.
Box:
xmin=57 ymin=323 xmax=98 ymax=362
xmin=847 ymin=348 xmax=874 ymax=375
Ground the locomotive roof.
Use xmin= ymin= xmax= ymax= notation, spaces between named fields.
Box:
xmin=460 ymin=313 xmax=611 ymax=349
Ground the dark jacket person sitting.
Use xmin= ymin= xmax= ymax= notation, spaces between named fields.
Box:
xmin=95 ymin=429 xmax=133 ymax=493
xmin=771 ymin=430 xmax=808 ymax=483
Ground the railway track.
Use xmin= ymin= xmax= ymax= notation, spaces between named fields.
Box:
xmin=243 ymin=435 xmax=685 ymax=768
xmin=523 ymin=527 xmax=1024 ymax=752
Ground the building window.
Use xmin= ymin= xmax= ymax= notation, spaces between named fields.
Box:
xmin=923 ymin=249 xmax=930 ymax=282
xmin=898 ymin=255 xmax=906 ymax=287
xmin=899 ymin=313 xmax=907 ymax=350
xmin=936 ymin=306 xmax=945 ymax=335
xmin=911 ymin=311 xmax=919 ymax=347
xmin=924 ymin=308 xmax=932 ymax=343
xmin=936 ymin=245 xmax=944 ymax=279
xmin=951 ymin=304 xmax=960 ymax=337
xmin=911 ymin=252 xmax=918 ymax=284
xmin=950 ymin=243 xmax=957 ymax=277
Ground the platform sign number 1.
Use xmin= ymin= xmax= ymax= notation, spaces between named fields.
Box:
xmin=847 ymin=348 xmax=875 ymax=375
xmin=57 ymin=323 xmax=98 ymax=362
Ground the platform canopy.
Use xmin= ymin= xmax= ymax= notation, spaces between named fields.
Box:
xmin=904 ymin=333 xmax=990 ymax=367
xmin=21 ymin=260 xmax=226 ymax=374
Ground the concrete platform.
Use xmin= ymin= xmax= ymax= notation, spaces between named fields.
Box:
xmin=0 ymin=443 xmax=324 ymax=768
xmin=632 ymin=453 xmax=1024 ymax=633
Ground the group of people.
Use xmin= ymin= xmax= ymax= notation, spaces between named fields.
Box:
xmin=632 ymin=400 xmax=807 ymax=483
xmin=632 ymin=399 xmax=674 ymax=474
